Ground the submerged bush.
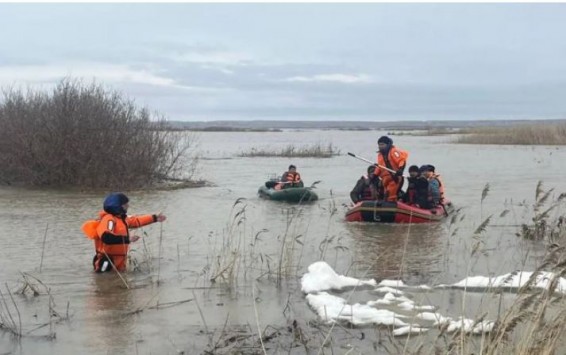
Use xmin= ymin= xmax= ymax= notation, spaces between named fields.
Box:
xmin=0 ymin=79 xmax=197 ymax=189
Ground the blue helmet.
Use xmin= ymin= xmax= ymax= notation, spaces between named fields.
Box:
xmin=103 ymin=192 xmax=129 ymax=215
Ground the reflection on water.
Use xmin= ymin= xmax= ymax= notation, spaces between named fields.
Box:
xmin=347 ymin=222 xmax=446 ymax=284
xmin=83 ymin=274 xmax=136 ymax=353
xmin=1 ymin=130 xmax=564 ymax=353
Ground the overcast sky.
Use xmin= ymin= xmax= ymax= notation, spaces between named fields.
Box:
xmin=1 ymin=3 xmax=565 ymax=121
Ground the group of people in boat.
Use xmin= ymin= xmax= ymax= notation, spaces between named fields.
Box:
xmin=350 ymin=135 xmax=445 ymax=210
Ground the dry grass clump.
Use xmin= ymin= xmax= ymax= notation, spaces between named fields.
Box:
xmin=479 ymin=247 xmax=566 ymax=355
xmin=388 ymin=128 xmax=459 ymax=136
xmin=455 ymin=123 xmax=566 ymax=145
xmin=0 ymin=79 xmax=198 ymax=189
xmin=517 ymin=181 xmax=566 ymax=242
xmin=238 ymin=142 xmax=340 ymax=158
xmin=1 ymin=273 xmax=69 ymax=339
xmin=205 ymin=198 xmax=319 ymax=287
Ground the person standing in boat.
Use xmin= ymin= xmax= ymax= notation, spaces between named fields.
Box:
xmin=84 ymin=192 xmax=167 ymax=273
xmin=350 ymin=165 xmax=383 ymax=204
xmin=281 ymin=164 xmax=303 ymax=188
xmin=374 ymin=136 xmax=408 ymax=202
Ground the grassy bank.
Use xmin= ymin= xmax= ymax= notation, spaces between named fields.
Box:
xmin=455 ymin=123 xmax=566 ymax=145
xmin=238 ymin=142 xmax=340 ymax=158
xmin=388 ymin=128 xmax=461 ymax=136
xmin=166 ymin=126 xmax=282 ymax=132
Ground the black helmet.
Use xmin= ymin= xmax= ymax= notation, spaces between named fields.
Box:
xmin=377 ymin=136 xmax=393 ymax=145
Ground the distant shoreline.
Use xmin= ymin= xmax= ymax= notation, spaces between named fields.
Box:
xmin=165 ymin=118 xmax=566 ymax=131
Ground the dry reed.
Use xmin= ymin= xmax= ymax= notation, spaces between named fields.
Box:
xmin=238 ymin=142 xmax=340 ymax=158
xmin=455 ymin=123 xmax=566 ymax=145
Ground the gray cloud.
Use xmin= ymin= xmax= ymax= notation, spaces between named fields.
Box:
xmin=1 ymin=3 xmax=566 ymax=121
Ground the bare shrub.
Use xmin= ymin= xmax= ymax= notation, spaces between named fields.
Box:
xmin=0 ymin=79 xmax=198 ymax=189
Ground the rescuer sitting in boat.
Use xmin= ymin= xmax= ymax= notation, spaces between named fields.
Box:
xmin=350 ymin=165 xmax=383 ymax=204
xmin=280 ymin=164 xmax=303 ymax=188
xmin=401 ymin=165 xmax=431 ymax=208
xmin=401 ymin=165 xmax=420 ymax=204
xmin=423 ymin=164 xmax=446 ymax=205
xmin=264 ymin=164 xmax=303 ymax=189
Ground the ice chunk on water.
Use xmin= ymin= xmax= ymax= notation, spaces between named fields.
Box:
xmin=451 ymin=271 xmax=566 ymax=293
xmin=378 ymin=279 xmax=407 ymax=288
xmin=374 ymin=286 xmax=405 ymax=295
xmin=301 ymin=261 xmax=377 ymax=293
xmin=393 ymin=325 xmax=429 ymax=336
xmin=306 ymin=292 xmax=408 ymax=327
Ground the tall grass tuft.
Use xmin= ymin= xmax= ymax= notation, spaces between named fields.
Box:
xmin=209 ymin=198 xmax=249 ymax=285
xmin=517 ymin=181 xmax=566 ymax=241
xmin=238 ymin=142 xmax=340 ymax=158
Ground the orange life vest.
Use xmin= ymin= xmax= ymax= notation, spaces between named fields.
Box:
xmin=86 ymin=211 xmax=156 ymax=271
xmin=374 ymin=146 xmax=409 ymax=178
xmin=431 ymin=173 xmax=445 ymax=204
xmin=374 ymin=146 xmax=409 ymax=201
xmin=285 ymin=172 xmax=301 ymax=183
xmin=95 ymin=212 xmax=155 ymax=257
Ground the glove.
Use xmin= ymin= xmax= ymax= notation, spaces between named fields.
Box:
xmin=395 ymin=169 xmax=404 ymax=177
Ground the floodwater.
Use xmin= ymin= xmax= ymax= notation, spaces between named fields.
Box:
xmin=1 ymin=130 xmax=565 ymax=354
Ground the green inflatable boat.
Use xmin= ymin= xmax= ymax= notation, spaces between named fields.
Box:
xmin=258 ymin=182 xmax=318 ymax=203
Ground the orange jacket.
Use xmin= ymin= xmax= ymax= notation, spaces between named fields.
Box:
xmin=374 ymin=146 xmax=409 ymax=178
xmin=94 ymin=211 xmax=156 ymax=258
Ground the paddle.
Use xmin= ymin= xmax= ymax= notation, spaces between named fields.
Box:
xmin=346 ymin=152 xmax=397 ymax=174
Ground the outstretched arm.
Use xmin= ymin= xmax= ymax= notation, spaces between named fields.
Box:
xmin=126 ymin=213 xmax=167 ymax=228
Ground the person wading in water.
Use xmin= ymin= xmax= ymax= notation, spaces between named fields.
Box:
xmin=82 ymin=192 xmax=166 ymax=273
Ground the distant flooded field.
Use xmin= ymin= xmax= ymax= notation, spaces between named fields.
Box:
xmin=1 ymin=130 xmax=565 ymax=354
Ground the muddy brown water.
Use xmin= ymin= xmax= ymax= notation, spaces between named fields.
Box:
xmin=1 ymin=130 xmax=565 ymax=354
